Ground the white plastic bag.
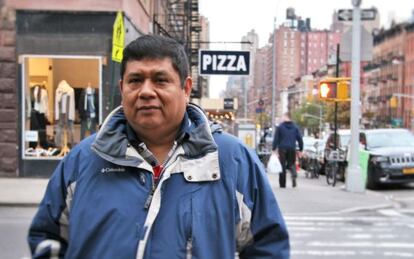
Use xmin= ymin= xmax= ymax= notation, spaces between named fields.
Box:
xmin=267 ymin=153 xmax=282 ymax=174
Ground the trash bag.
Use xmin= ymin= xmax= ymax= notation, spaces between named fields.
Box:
xmin=267 ymin=153 xmax=282 ymax=174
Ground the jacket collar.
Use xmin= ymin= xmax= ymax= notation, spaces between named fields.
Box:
xmin=91 ymin=104 xmax=217 ymax=167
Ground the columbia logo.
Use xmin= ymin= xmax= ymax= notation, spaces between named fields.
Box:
xmin=101 ymin=167 xmax=126 ymax=173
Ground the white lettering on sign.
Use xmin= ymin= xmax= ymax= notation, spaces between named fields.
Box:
xmin=202 ymin=55 xmax=212 ymax=71
xmin=202 ymin=54 xmax=247 ymax=72
xmin=199 ymin=50 xmax=250 ymax=75
xmin=217 ymin=55 xmax=226 ymax=71
xmin=227 ymin=55 xmax=236 ymax=71
xmin=237 ymin=56 xmax=247 ymax=72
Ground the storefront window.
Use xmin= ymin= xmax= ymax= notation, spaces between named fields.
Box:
xmin=22 ymin=56 xmax=102 ymax=159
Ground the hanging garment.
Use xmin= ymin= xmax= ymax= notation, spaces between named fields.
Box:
xmin=55 ymin=80 xmax=75 ymax=121
xmin=55 ymin=81 xmax=75 ymax=149
xmin=29 ymin=85 xmax=49 ymax=148
xmin=78 ymin=87 xmax=99 ymax=139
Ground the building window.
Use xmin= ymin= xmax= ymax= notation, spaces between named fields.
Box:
xmin=21 ymin=55 xmax=102 ymax=159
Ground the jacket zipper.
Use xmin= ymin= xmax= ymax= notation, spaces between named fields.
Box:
xmin=144 ymin=184 xmax=155 ymax=210
xmin=186 ymin=237 xmax=193 ymax=259
xmin=144 ymin=141 xmax=178 ymax=210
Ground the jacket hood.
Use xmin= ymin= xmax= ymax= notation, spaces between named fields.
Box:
xmin=280 ymin=121 xmax=294 ymax=129
xmin=91 ymin=104 xmax=218 ymax=167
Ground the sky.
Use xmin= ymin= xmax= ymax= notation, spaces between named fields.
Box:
xmin=199 ymin=0 xmax=414 ymax=98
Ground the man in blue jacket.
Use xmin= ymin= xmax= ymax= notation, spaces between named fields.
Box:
xmin=28 ymin=35 xmax=289 ymax=258
xmin=272 ymin=112 xmax=304 ymax=188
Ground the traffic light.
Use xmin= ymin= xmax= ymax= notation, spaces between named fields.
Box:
xmin=319 ymin=82 xmax=337 ymax=99
xmin=390 ymin=96 xmax=398 ymax=108
xmin=318 ymin=78 xmax=350 ymax=101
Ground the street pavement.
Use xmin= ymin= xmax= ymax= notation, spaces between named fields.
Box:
xmin=268 ymin=170 xmax=397 ymax=215
xmin=0 ymin=178 xmax=48 ymax=207
xmin=1 ymin=171 xmax=413 ymax=259
xmin=268 ymin=171 xmax=414 ymax=259
xmin=0 ymin=170 xmax=397 ymax=213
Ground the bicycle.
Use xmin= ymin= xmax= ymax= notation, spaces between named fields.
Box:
xmin=325 ymin=149 xmax=346 ymax=186
xmin=305 ymin=152 xmax=319 ymax=179
xmin=325 ymin=158 xmax=338 ymax=186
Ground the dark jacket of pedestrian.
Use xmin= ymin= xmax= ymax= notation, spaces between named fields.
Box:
xmin=272 ymin=121 xmax=304 ymax=151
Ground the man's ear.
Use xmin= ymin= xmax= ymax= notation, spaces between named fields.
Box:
xmin=184 ymin=77 xmax=193 ymax=103
xmin=118 ymin=79 xmax=123 ymax=92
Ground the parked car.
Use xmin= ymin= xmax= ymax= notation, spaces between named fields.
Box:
xmin=362 ymin=128 xmax=414 ymax=189
xmin=321 ymin=129 xmax=351 ymax=179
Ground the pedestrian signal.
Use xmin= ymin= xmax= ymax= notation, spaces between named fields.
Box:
xmin=318 ymin=78 xmax=350 ymax=101
xmin=319 ymin=82 xmax=336 ymax=99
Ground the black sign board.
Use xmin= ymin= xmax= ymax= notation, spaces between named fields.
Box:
xmin=223 ymin=98 xmax=235 ymax=110
xmin=199 ymin=50 xmax=250 ymax=75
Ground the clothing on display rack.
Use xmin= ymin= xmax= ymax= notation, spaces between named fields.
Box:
xmin=55 ymin=80 xmax=75 ymax=148
xmin=29 ymin=84 xmax=49 ymax=149
xmin=78 ymin=84 xmax=99 ymax=139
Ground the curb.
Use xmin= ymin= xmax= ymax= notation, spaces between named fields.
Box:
xmin=0 ymin=202 xmax=40 ymax=207
xmin=284 ymin=202 xmax=395 ymax=216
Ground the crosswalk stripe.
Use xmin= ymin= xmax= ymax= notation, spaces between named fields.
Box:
xmin=285 ymin=215 xmax=404 ymax=221
xmin=307 ymin=241 xmax=414 ymax=248
xmin=378 ymin=209 xmax=408 ymax=217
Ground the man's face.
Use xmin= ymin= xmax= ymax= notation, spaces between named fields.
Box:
xmin=119 ymin=58 xmax=192 ymax=136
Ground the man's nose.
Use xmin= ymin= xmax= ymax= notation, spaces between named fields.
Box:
xmin=138 ymin=80 xmax=156 ymax=99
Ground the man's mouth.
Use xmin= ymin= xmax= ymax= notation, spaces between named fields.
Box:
xmin=137 ymin=106 xmax=160 ymax=111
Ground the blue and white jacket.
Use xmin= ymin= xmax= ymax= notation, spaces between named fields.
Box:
xmin=28 ymin=104 xmax=290 ymax=258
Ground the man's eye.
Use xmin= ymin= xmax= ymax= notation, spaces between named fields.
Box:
xmin=155 ymin=78 xmax=168 ymax=84
xmin=128 ymin=78 xmax=142 ymax=84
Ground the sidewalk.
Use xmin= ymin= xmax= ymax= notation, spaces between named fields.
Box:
xmin=0 ymin=174 xmax=397 ymax=212
xmin=268 ymin=173 xmax=396 ymax=215
xmin=0 ymin=178 xmax=48 ymax=206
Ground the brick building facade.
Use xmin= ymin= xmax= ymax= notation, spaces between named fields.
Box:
xmin=0 ymin=0 xmax=18 ymax=176
xmin=363 ymin=22 xmax=414 ymax=129
xmin=0 ymin=0 xmax=203 ymax=177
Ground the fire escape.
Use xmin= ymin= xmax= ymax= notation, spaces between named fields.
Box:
xmin=153 ymin=0 xmax=203 ymax=98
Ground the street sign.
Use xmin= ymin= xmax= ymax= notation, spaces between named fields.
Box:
xmin=338 ymin=8 xmax=376 ymax=21
xmin=112 ymin=11 xmax=125 ymax=63
xmin=199 ymin=50 xmax=250 ymax=75
xmin=223 ymin=98 xmax=235 ymax=109
xmin=340 ymin=26 xmax=373 ymax=61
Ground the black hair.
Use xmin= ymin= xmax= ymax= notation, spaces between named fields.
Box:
xmin=120 ymin=34 xmax=189 ymax=87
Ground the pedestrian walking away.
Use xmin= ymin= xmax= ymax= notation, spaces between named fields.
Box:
xmin=272 ymin=112 xmax=304 ymax=188
xmin=27 ymin=34 xmax=290 ymax=258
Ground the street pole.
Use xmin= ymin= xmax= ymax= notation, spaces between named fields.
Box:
xmin=243 ymin=76 xmax=248 ymax=118
xmin=271 ymin=17 xmax=277 ymax=129
xmin=319 ymin=106 xmax=323 ymax=138
xmin=334 ymin=44 xmax=340 ymax=152
xmin=346 ymin=0 xmax=365 ymax=193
